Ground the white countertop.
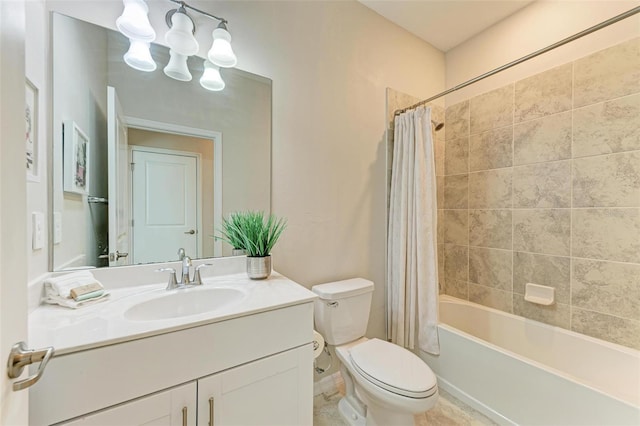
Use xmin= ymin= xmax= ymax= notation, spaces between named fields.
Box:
xmin=29 ymin=272 xmax=317 ymax=356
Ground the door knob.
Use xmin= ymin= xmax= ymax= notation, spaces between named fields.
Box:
xmin=184 ymin=229 xmax=196 ymax=235
xmin=7 ymin=341 xmax=54 ymax=391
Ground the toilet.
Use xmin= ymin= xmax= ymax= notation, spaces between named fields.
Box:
xmin=312 ymin=278 xmax=438 ymax=426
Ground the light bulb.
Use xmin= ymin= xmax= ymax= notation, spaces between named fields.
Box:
xmin=116 ymin=0 xmax=156 ymax=42
xmin=165 ymin=10 xmax=199 ymax=56
xmin=200 ymin=60 xmax=225 ymax=91
xmin=164 ymin=50 xmax=192 ymax=81
xmin=208 ymin=26 xmax=237 ymax=68
xmin=123 ymin=39 xmax=156 ymax=72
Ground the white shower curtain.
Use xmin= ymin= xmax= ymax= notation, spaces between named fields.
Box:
xmin=387 ymin=106 xmax=440 ymax=355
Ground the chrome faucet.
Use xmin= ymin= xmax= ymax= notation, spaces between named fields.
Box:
xmin=181 ymin=256 xmax=192 ymax=285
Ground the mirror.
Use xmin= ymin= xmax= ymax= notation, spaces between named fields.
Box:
xmin=51 ymin=12 xmax=271 ymax=271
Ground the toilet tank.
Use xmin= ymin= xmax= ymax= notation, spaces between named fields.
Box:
xmin=311 ymin=278 xmax=374 ymax=345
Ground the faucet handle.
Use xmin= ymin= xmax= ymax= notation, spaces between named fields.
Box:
xmin=193 ymin=263 xmax=214 ymax=285
xmin=156 ymin=267 xmax=179 ymax=290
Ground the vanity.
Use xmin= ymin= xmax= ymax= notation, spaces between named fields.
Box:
xmin=28 ymin=260 xmax=317 ymax=425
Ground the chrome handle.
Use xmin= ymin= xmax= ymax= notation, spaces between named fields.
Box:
xmin=182 ymin=406 xmax=187 ymax=426
xmin=208 ymin=397 xmax=214 ymax=426
xmin=156 ymin=267 xmax=178 ymax=290
xmin=108 ymin=251 xmax=129 ymax=261
xmin=194 ymin=263 xmax=214 ymax=285
xmin=98 ymin=254 xmax=110 ymax=259
xmin=184 ymin=229 xmax=196 ymax=235
xmin=7 ymin=341 xmax=54 ymax=391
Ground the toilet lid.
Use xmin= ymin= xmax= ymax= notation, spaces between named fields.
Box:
xmin=349 ymin=338 xmax=437 ymax=399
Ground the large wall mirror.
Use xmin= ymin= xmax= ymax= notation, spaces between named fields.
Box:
xmin=51 ymin=12 xmax=271 ymax=271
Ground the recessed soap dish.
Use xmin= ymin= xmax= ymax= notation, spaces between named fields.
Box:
xmin=524 ymin=283 xmax=555 ymax=306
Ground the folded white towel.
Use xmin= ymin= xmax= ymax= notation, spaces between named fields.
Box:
xmin=43 ymin=271 xmax=109 ymax=309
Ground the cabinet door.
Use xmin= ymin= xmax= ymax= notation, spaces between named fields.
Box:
xmin=62 ymin=382 xmax=197 ymax=426
xmin=198 ymin=345 xmax=313 ymax=426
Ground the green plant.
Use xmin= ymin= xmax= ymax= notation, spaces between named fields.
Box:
xmin=220 ymin=211 xmax=287 ymax=257
xmin=219 ymin=213 xmax=248 ymax=250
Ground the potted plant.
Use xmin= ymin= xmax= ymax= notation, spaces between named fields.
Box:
xmin=220 ymin=211 xmax=287 ymax=279
xmin=219 ymin=213 xmax=248 ymax=256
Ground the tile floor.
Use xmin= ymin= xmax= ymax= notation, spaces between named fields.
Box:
xmin=313 ymin=382 xmax=497 ymax=426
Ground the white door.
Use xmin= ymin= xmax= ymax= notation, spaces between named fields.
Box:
xmin=1 ymin=0 xmax=29 ymax=423
xmin=131 ymin=148 xmax=198 ymax=264
xmin=107 ymin=86 xmax=130 ymax=266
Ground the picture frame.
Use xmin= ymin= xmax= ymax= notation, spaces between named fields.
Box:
xmin=26 ymin=78 xmax=40 ymax=182
xmin=63 ymin=121 xmax=90 ymax=195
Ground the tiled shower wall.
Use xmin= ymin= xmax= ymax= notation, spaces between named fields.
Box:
xmin=442 ymin=37 xmax=640 ymax=349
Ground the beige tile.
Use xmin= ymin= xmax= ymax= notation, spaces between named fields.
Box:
xmin=445 ymin=137 xmax=469 ymax=175
xmin=513 ymin=111 xmax=572 ymax=165
xmin=513 ymin=209 xmax=571 ymax=256
xmin=438 ymin=210 xmax=445 ymax=244
xmin=431 ymin=104 xmax=445 ymax=129
xmin=444 ymin=174 xmax=468 ymax=209
xmin=387 ymin=87 xmax=420 ymax=123
xmin=572 ymin=259 xmax=640 ymax=321
xmin=444 ymin=279 xmax=468 ymax=300
xmin=514 ymin=63 xmax=573 ymax=123
xmin=512 ymin=161 xmax=571 ymax=208
xmin=469 ymin=127 xmax=513 ymax=172
xmin=444 ymin=244 xmax=469 ymax=284
xmin=470 ymin=85 xmax=514 ymax=135
xmin=513 ymin=296 xmax=570 ymax=328
xmin=469 ymin=209 xmax=512 ymax=250
xmin=572 ymin=208 xmax=640 ymax=263
xmin=469 ymin=283 xmax=513 ymax=313
xmin=468 ymin=168 xmax=512 ymax=209
xmin=445 ymin=100 xmax=470 ymax=141
xmin=435 ymin=136 xmax=445 ymax=177
xmin=572 ymin=151 xmax=640 ymax=207
xmin=572 ymin=308 xmax=640 ymax=350
xmin=574 ymin=37 xmax=640 ymax=108
xmin=573 ymin=93 xmax=640 ymax=158
xmin=437 ymin=176 xmax=444 ymax=208
xmin=469 ymin=247 xmax=512 ymax=291
xmin=513 ymin=251 xmax=570 ymax=304
xmin=444 ymin=210 xmax=469 ymax=246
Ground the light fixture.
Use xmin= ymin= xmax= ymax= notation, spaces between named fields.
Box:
xmin=164 ymin=50 xmax=192 ymax=81
xmin=123 ymin=39 xmax=156 ymax=72
xmin=117 ymin=0 xmax=237 ymax=92
xmin=200 ymin=60 xmax=225 ymax=91
xmin=208 ymin=22 xmax=237 ymax=68
xmin=165 ymin=7 xmax=199 ymax=56
xmin=116 ymin=0 xmax=156 ymax=42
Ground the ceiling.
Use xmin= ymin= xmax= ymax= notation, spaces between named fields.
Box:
xmin=358 ymin=0 xmax=535 ymax=52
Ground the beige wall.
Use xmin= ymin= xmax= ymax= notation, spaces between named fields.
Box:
xmin=445 ymin=0 xmax=640 ymax=105
xmin=441 ymin=37 xmax=640 ymax=349
xmin=128 ymin=129 xmax=216 ymax=258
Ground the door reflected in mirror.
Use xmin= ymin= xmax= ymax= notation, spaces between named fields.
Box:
xmin=52 ymin=12 xmax=271 ymax=271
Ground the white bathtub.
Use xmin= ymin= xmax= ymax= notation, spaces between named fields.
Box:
xmin=421 ymin=295 xmax=640 ymax=425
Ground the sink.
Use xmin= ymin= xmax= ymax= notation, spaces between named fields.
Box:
xmin=125 ymin=287 xmax=245 ymax=321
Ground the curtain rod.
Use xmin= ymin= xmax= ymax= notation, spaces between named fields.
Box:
xmin=394 ymin=6 xmax=640 ymax=116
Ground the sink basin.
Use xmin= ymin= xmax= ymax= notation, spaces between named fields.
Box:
xmin=125 ymin=287 xmax=245 ymax=321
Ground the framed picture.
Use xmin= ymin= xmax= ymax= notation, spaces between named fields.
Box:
xmin=63 ymin=121 xmax=90 ymax=195
xmin=26 ymin=79 xmax=39 ymax=182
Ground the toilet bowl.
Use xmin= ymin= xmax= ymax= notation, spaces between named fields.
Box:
xmin=312 ymin=278 xmax=438 ymax=426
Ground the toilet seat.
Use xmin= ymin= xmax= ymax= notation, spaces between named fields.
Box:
xmin=349 ymin=338 xmax=437 ymax=399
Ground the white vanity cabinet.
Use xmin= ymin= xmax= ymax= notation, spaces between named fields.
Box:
xmin=61 ymin=382 xmax=197 ymax=426
xmin=30 ymin=300 xmax=315 ymax=426
xmin=197 ymin=346 xmax=311 ymax=426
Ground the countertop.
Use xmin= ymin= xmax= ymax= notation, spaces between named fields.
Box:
xmin=29 ymin=272 xmax=317 ymax=356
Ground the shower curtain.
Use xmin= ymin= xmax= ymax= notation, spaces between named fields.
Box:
xmin=387 ymin=106 xmax=440 ymax=355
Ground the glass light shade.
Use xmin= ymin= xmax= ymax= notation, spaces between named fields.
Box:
xmin=163 ymin=50 xmax=192 ymax=81
xmin=123 ymin=39 xmax=156 ymax=72
xmin=116 ymin=0 xmax=156 ymax=42
xmin=165 ymin=11 xmax=199 ymax=56
xmin=207 ymin=27 xmax=237 ymax=68
xmin=200 ymin=61 xmax=225 ymax=91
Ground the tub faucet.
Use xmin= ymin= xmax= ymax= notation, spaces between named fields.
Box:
xmin=181 ymin=256 xmax=192 ymax=284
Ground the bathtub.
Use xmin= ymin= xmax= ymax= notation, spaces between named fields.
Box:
xmin=421 ymin=295 xmax=640 ymax=425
